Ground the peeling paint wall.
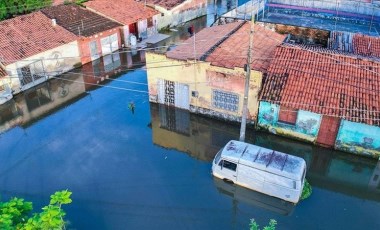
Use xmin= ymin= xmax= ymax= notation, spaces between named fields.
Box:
xmin=257 ymin=101 xmax=322 ymax=143
xmin=268 ymin=0 xmax=380 ymax=17
xmin=5 ymin=41 xmax=81 ymax=94
xmin=336 ymin=120 xmax=380 ymax=158
xmin=146 ymin=52 xmax=262 ymax=124
xmin=153 ymin=0 xmax=208 ymax=29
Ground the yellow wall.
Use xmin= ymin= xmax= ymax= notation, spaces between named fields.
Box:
xmin=146 ymin=52 xmax=262 ymax=123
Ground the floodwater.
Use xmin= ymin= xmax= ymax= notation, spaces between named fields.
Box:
xmin=0 ymin=50 xmax=379 ymax=229
xmin=1 ymin=3 xmax=380 ymax=229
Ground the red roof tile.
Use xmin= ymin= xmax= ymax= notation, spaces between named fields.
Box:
xmin=353 ymin=34 xmax=380 ymax=58
xmin=167 ymin=22 xmax=244 ymax=61
xmin=143 ymin=0 xmax=186 ymax=10
xmin=260 ymin=45 xmax=380 ymax=126
xmin=41 ymin=4 xmax=122 ymax=37
xmin=0 ymin=66 xmax=7 ymax=78
xmin=0 ymin=12 xmax=78 ymax=66
xmin=206 ymin=23 xmax=286 ymax=72
xmin=84 ymin=0 xmax=159 ymax=25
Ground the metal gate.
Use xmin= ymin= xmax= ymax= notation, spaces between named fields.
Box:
xmin=316 ymin=116 xmax=341 ymax=147
xmin=158 ymin=79 xmax=189 ymax=110
xmin=18 ymin=60 xmax=46 ymax=90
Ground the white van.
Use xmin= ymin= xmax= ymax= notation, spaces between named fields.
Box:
xmin=212 ymin=140 xmax=307 ymax=203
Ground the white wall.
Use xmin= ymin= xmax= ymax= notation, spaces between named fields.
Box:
xmin=5 ymin=41 xmax=81 ymax=94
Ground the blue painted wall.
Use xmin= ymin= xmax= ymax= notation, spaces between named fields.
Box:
xmin=336 ymin=120 xmax=380 ymax=158
xmin=258 ymin=101 xmax=322 ymax=142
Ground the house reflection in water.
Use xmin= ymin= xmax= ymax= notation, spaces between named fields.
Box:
xmin=150 ymin=103 xmax=380 ymax=208
xmin=81 ymin=50 xmax=145 ymax=91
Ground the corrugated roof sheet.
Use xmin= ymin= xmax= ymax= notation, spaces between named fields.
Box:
xmin=206 ymin=23 xmax=286 ymax=72
xmin=41 ymin=4 xmax=122 ymax=37
xmin=260 ymin=44 xmax=380 ymax=126
xmin=0 ymin=12 xmax=78 ymax=66
xmin=84 ymin=0 xmax=159 ymax=25
xmin=167 ymin=22 xmax=244 ymax=61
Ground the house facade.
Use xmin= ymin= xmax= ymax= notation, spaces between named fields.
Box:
xmin=41 ymin=4 xmax=123 ymax=65
xmin=0 ymin=12 xmax=80 ymax=94
xmin=0 ymin=67 xmax=12 ymax=104
xmin=147 ymin=22 xmax=286 ymax=124
xmin=84 ymin=0 xmax=160 ymax=47
xmin=145 ymin=0 xmax=207 ymax=29
xmin=258 ymin=44 xmax=380 ymax=158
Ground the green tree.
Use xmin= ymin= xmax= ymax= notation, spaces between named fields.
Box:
xmin=0 ymin=0 xmax=52 ymax=20
xmin=0 ymin=190 xmax=72 ymax=229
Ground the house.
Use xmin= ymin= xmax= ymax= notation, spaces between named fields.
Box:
xmin=84 ymin=0 xmax=160 ymax=47
xmin=329 ymin=31 xmax=380 ymax=58
xmin=146 ymin=21 xmax=286 ymax=124
xmin=41 ymin=4 xmax=123 ymax=65
xmin=144 ymin=0 xmax=207 ymax=29
xmin=258 ymin=44 xmax=380 ymax=158
xmin=0 ymin=12 xmax=80 ymax=94
xmin=0 ymin=67 xmax=13 ymax=104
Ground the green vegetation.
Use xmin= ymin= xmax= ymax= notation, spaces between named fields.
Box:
xmin=0 ymin=0 xmax=52 ymax=20
xmin=0 ymin=190 xmax=72 ymax=229
xmin=250 ymin=219 xmax=277 ymax=230
xmin=301 ymin=179 xmax=312 ymax=200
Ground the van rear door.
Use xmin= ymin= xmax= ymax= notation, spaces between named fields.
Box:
xmin=219 ymin=160 xmax=238 ymax=182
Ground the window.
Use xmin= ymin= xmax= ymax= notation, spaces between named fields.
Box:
xmin=214 ymin=150 xmax=222 ymax=164
xmin=219 ymin=160 xmax=237 ymax=171
xmin=278 ymin=106 xmax=298 ymax=124
xmin=212 ymin=90 xmax=239 ymax=112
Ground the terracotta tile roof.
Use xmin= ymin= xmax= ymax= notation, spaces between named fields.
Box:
xmin=0 ymin=12 xmax=78 ymax=66
xmin=206 ymin=23 xmax=287 ymax=72
xmin=167 ymin=22 xmax=244 ymax=61
xmin=260 ymin=45 xmax=380 ymax=126
xmin=353 ymin=34 xmax=380 ymax=58
xmin=328 ymin=31 xmax=380 ymax=58
xmin=144 ymin=0 xmax=186 ymax=10
xmin=84 ymin=0 xmax=159 ymax=25
xmin=41 ymin=4 xmax=122 ymax=37
xmin=0 ymin=66 xmax=7 ymax=78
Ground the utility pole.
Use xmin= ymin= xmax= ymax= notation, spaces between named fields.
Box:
xmin=239 ymin=17 xmax=255 ymax=142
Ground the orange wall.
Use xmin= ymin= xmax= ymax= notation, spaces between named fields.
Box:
xmin=78 ymin=27 xmax=122 ymax=65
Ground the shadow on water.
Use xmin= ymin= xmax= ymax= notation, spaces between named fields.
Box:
xmin=150 ymin=103 xmax=380 ymax=203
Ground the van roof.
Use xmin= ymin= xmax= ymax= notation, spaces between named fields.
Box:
xmin=221 ymin=140 xmax=306 ymax=180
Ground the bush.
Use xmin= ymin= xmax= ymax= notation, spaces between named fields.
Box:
xmin=301 ymin=179 xmax=312 ymax=200
xmin=0 ymin=190 xmax=72 ymax=229
xmin=250 ymin=219 xmax=277 ymax=230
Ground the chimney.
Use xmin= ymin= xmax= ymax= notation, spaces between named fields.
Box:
xmin=52 ymin=19 xmax=57 ymax=27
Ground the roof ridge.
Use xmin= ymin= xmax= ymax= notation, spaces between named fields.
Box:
xmin=199 ymin=21 xmax=246 ymax=61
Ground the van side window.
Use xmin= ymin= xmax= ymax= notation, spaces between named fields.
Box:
xmin=214 ymin=149 xmax=222 ymax=164
xmin=222 ymin=160 xmax=237 ymax=171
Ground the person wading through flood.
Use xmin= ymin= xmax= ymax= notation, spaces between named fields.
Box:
xmin=128 ymin=102 xmax=135 ymax=114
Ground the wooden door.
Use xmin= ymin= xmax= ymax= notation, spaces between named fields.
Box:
xmin=316 ymin=116 xmax=341 ymax=147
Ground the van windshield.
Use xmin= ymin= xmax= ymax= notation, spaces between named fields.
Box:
xmin=214 ymin=149 xmax=222 ymax=164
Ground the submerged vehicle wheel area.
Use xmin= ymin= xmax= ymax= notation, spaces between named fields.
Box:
xmin=223 ymin=178 xmax=234 ymax=184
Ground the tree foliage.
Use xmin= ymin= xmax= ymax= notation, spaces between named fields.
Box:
xmin=0 ymin=190 xmax=72 ymax=230
xmin=0 ymin=0 xmax=52 ymax=20
xmin=250 ymin=219 xmax=277 ymax=230
xmin=301 ymin=179 xmax=312 ymax=200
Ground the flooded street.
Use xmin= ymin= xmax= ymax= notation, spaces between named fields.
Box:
xmin=1 ymin=2 xmax=380 ymax=229
xmin=0 ymin=50 xmax=379 ymax=229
